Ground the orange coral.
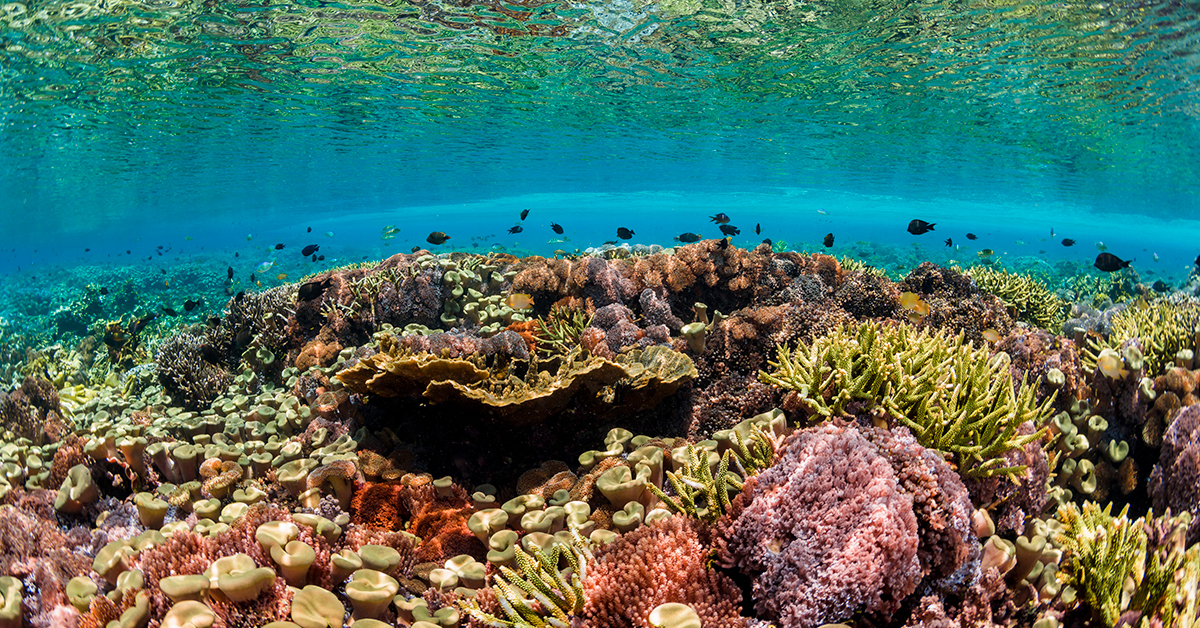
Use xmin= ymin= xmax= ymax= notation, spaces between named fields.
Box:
xmin=505 ymin=320 xmax=540 ymax=353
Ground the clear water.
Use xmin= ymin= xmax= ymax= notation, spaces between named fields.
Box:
xmin=1 ymin=0 xmax=1199 ymax=290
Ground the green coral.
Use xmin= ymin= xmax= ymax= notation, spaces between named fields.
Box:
xmin=534 ymin=305 xmax=592 ymax=357
xmin=1054 ymin=502 xmax=1200 ymax=628
xmin=648 ymin=444 xmax=742 ymax=524
xmin=459 ymin=531 xmax=591 ymax=628
xmin=964 ymin=266 xmax=1066 ymax=332
xmin=759 ymin=321 xmax=1054 ymax=480
xmin=837 ymin=255 xmax=887 ymax=278
xmin=1086 ymin=296 xmax=1200 ymax=377
xmin=1060 ymin=273 xmax=1137 ymax=308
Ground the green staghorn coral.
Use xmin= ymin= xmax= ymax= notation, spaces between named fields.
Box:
xmin=1060 ymin=273 xmax=1137 ymax=308
xmin=534 ymin=305 xmax=592 ymax=357
xmin=759 ymin=321 xmax=1054 ymax=480
xmin=964 ymin=266 xmax=1066 ymax=332
xmin=1054 ymin=501 xmax=1200 ymax=628
xmin=459 ymin=531 xmax=591 ymax=627
xmin=648 ymin=444 xmax=743 ymax=524
xmin=1085 ymin=296 xmax=1200 ymax=377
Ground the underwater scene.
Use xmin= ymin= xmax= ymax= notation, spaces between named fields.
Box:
xmin=3 ymin=0 xmax=1200 ymax=626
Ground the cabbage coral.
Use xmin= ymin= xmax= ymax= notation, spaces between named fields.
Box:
xmin=759 ymin=321 xmax=1054 ymax=480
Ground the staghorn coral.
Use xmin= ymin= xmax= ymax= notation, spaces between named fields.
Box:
xmin=583 ymin=515 xmax=744 ymax=628
xmin=716 ymin=421 xmax=924 ymax=628
xmin=760 ymin=321 xmax=1055 ymax=480
xmin=1053 ymin=501 xmax=1200 ymax=627
xmin=1087 ymin=295 xmax=1200 ymax=377
xmin=533 ymin=305 xmax=592 ymax=357
xmin=155 ymin=330 xmax=234 ymax=410
xmin=964 ymin=266 xmax=1067 ymax=332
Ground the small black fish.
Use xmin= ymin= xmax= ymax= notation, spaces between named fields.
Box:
xmin=427 ymin=231 xmax=451 ymax=245
xmin=412 ymin=246 xmax=421 ymax=253
xmin=603 ymin=240 xmax=618 ymax=246
xmin=521 ymin=209 xmax=530 ymax=221
xmin=719 ymin=224 xmax=740 ymax=236
xmin=755 ymin=223 xmax=761 ymax=235
xmin=551 ymin=223 xmax=563 ymax=234
xmin=302 ymin=244 xmax=320 ymax=256
xmin=227 ymin=266 xmax=234 ymax=280
xmin=126 ymin=250 xmax=131 ymax=254
xmin=250 ymin=273 xmax=256 ymax=284
xmin=156 ymin=251 xmax=162 ymax=256
xmin=674 ymin=233 xmax=702 ymax=243
xmin=966 ymin=233 xmax=978 ymax=240
xmin=235 ymin=252 xmax=239 ymax=258
xmin=717 ymin=238 xmax=729 ymax=250
xmin=312 ymin=254 xmax=318 ymax=262
xmin=206 ymin=315 xmax=221 ymax=328
xmin=99 ymin=287 xmax=109 ymax=295
xmin=162 ymin=306 xmax=178 ymax=316
xmin=1152 ymin=280 xmax=1171 ymax=293
xmin=1094 ymin=252 xmax=1132 ymax=272
xmin=235 ymin=291 xmax=246 ymax=302
xmin=1062 ymin=239 xmax=1076 ymax=247
xmin=161 ymin=269 xmax=167 ymax=275
xmin=84 ymin=248 xmax=90 ymax=252
xmin=318 ymin=255 xmax=325 ymax=261
xmin=275 ymin=243 xmax=286 ymax=250
xmin=823 ymin=233 xmax=834 ymax=247
xmin=762 ymin=238 xmax=772 ymax=247
xmin=1195 ymin=254 xmax=1200 ymax=267
xmin=307 ymin=226 xmax=312 ymax=233
xmin=183 ymin=299 xmax=198 ymax=312
xmin=710 ymin=213 xmax=730 ymax=224
xmin=508 ymin=226 xmax=523 ymax=234
xmin=944 ymin=238 xmax=953 ymax=247
xmin=1050 ymin=228 xmax=1055 ymax=238
xmin=617 ymin=227 xmax=635 ymax=239
xmin=907 ymin=219 xmax=935 ymax=235
xmin=298 ymin=278 xmax=332 ymax=302
xmin=156 ymin=245 xmax=163 ymax=249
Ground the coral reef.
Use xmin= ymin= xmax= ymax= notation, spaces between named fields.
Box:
xmin=717 ymin=421 xmax=978 ymax=628
xmin=1149 ymin=403 xmax=1200 ymax=544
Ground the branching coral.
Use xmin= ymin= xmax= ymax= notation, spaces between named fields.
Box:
xmin=154 ymin=330 xmax=233 ymax=410
xmin=459 ymin=530 xmax=591 ymax=627
xmin=759 ymin=321 xmax=1055 ymax=479
xmin=533 ymin=305 xmax=592 ymax=357
xmin=1053 ymin=501 xmax=1200 ymax=627
xmin=1086 ymin=296 xmax=1200 ymax=377
xmin=965 ymin=266 xmax=1067 ymax=332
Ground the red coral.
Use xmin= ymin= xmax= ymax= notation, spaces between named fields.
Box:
xmin=0 ymin=491 xmax=92 ymax=620
xmin=350 ymin=480 xmax=484 ymax=564
xmin=583 ymin=515 xmax=743 ymax=627
xmin=716 ymin=421 xmax=928 ymax=628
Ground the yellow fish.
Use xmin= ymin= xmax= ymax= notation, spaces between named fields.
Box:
xmin=981 ymin=328 xmax=1000 ymax=343
xmin=506 ymin=293 xmax=534 ymax=310
xmin=977 ymin=249 xmax=994 ymax=257
xmin=276 ymin=273 xmax=288 ymax=281
xmin=1096 ymin=351 xmax=1128 ymax=379
xmin=899 ymin=292 xmax=930 ymax=322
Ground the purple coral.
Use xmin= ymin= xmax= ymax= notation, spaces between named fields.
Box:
xmin=717 ymin=421 xmax=979 ymax=628
xmin=398 ymin=330 xmax=530 ymax=360
xmin=638 ymin=288 xmax=683 ymax=332
xmin=1149 ymin=403 xmax=1200 ymax=544
xmin=717 ymin=421 xmax=922 ymax=628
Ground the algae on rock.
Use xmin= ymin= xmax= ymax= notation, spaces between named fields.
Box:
xmin=759 ymin=321 xmax=1054 ymax=480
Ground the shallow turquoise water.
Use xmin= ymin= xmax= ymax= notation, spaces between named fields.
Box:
xmin=1 ymin=0 xmax=1198 ymax=277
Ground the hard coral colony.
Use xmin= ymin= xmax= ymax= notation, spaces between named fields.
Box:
xmin=0 ymin=242 xmax=1198 ymax=628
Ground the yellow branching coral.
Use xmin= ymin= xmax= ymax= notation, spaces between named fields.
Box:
xmin=1086 ymin=296 xmax=1200 ymax=377
xmin=1054 ymin=501 xmax=1200 ymax=628
xmin=964 ymin=266 xmax=1066 ymax=332
xmin=459 ymin=530 xmax=592 ymax=627
xmin=759 ymin=321 xmax=1054 ymax=479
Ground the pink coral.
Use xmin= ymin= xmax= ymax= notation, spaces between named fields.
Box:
xmin=583 ymin=515 xmax=744 ymax=628
xmin=1149 ymin=403 xmax=1200 ymax=544
xmin=716 ymin=421 xmax=925 ymax=628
